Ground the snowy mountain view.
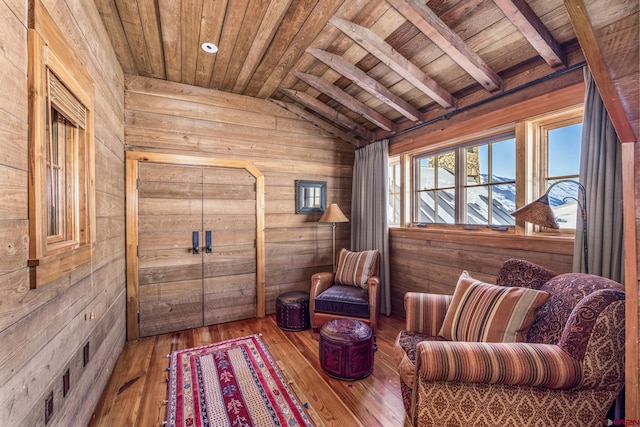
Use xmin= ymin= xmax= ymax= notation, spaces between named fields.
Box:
xmin=410 ymin=168 xmax=578 ymax=228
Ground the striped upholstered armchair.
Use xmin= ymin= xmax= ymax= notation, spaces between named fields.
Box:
xmin=393 ymin=259 xmax=625 ymax=427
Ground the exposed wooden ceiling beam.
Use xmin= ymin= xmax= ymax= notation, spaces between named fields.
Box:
xmin=270 ymin=99 xmax=363 ymax=147
xmin=564 ymin=0 xmax=636 ymax=143
xmin=291 ymin=70 xmax=397 ymax=132
xmin=387 ymin=0 xmax=502 ymax=93
xmin=493 ymin=0 xmax=567 ymax=69
xmin=279 ymin=88 xmax=376 ymax=141
xmin=330 ymin=16 xmax=456 ymax=108
xmin=307 ymin=47 xmax=423 ymax=122
xmin=256 ymin=0 xmax=344 ymax=99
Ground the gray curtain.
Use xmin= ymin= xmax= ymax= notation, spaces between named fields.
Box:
xmin=351 ymin=139 xmax=391 ymax=315
xmin=573 ymin=68 xmax=624 ymax=282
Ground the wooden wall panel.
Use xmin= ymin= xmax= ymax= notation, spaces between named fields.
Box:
xmin=389 ymin=229 xmax=574 ymax=316
xmin=125 ymin=75 xmax=355 ymax=315
xmin=0 ymin=0 xmax=126 ymax=426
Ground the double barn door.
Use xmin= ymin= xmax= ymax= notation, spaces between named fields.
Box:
xmin=126 ymin=152 xmax=265 ymax=339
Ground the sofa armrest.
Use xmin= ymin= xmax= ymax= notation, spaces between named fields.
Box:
xmin=415 ymin=341 xmax=581 ymax=389
xmin=404 ymin=292 xmax=452 ymax=336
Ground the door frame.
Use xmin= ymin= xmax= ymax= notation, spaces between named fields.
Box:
xmin=125 ymin=151 xmax=266 ymax=341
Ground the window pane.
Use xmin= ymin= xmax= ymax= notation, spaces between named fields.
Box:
xmin=418 ymin=156 xmax=434 ymax=190
xmin=548 ymin=123 xmax=581 ymax=177
xmin=492 ymin=184 xmax=516 ymax=226
xmin=436 ymin=189 xmax=456 ymax=224
xmin=417 ymin=189 xmax=456 ymax=224
xmin=466 ymin=185 xmax=488 ymax=224
xmin=471 ymin=145 xmax=486 ymax=184
xmin=547 ymin=179 xmax=579 ymax=229
xmin=436 ymin=152 xmax=455 ymax=188
xmin=417 ymin=190 xmax=435 ymax=222
xmin=492 ymin=138 xmax=516 ymax=182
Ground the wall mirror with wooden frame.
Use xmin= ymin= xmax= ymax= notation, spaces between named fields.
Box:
xmin=295 ymin=180 xmax=326 ymax=214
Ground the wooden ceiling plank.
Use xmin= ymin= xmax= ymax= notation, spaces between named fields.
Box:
xmin=180 ymin=0 xmax=204 ymax=85
xmin=244 ymin=0 xmax=317 ymax=97
xmin=194 ymin=0 xmax=228 ymax=88
xmin=114 ymin=0 xmax=153 ymax=76
xmin=493 ymin=0 xmax=567 ymax=69
xmin=232 ymin=0 xmax=293 ymax=94
xmin=221 ymin=0 xmax=272 ymax=92
xmin=136 ymin=0 xmax=165 ymax=79
xmin=387 ymin=0 xmax=501 ymax=93
xmin=564 ymin=0 xmax=636 ymax=143
xmin=210 ymin=0 xmax=251 ymax=90
xmin=270 ymin=99 xmax=363 ymax=146
xmin=158 ymin=0 xmax=182 ymax=82
xmin=329 ymin=16 xmax=456 ymax=108
xmin=291 ymin=70 xmax=397 ymax=132
xmin=93 ymin=0 xmax=138 ymax=75
xmin=307 ymin=47 xmax=422 ymax=123
xmin=256 ymin=0 xmax=344 ymax=99
xmin=279 ymin=88 xmax=375 ymax=140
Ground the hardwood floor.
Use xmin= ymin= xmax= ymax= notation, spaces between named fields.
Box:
xmin=89 ymin=314 xmax=408 ymax=426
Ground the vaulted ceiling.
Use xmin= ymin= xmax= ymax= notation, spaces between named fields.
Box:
xmin=94 ymin=0 xmax=638 ymax=146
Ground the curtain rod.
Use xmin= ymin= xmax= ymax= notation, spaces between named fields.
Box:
xmin=375 ymin=61 xmax=587 ymax=143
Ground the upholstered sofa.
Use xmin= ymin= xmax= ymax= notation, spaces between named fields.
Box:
xmin=394 ymin=259 xmax=625 ymax=427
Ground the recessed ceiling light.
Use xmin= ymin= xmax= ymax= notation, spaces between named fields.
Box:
xmin=201 ymin=42 xmax=218 ymax=53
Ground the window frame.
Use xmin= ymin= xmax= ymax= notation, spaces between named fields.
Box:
xmin=411 ymin=132 xmax=516 ymax=227
xmin=401 ymin=106 xmax=583 ymax=234
xmin=520 ymin=106 xmax=584 ymax=236
xmin=27 ymin=3 xmax=95 ymax=289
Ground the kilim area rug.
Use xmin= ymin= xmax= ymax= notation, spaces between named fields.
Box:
xmin=165 ymin=334 xmax=316 ymax=427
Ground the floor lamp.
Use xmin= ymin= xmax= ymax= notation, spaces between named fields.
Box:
xmin=511 ymin=179 xmax=588 ymax=274
xmin=319 ymin=203 xmax=349 ymax=272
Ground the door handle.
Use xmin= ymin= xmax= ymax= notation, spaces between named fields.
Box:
xmin=192 ymin=231 xmax=200 ymax=254
xmin=205 ymin=230 xmax=212 ymax=253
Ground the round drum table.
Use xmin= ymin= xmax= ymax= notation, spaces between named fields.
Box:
xmin=319 ymin=318 xmax=375 ymax=380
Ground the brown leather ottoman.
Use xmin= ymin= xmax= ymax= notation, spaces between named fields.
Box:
xmin=276 ymin=291 xmax=311 ymax=331
xmin=319 ymin=318 xmax=375 ymax=380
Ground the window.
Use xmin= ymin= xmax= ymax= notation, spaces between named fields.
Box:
xmin=414 ymin=150 xmax=456 ymax=224
xmin=28 ymin=4 xmax=95 ymax=288
xmin=388 ymin=157 xmax=401 ymax=225
xmin=465 ymin=137 xmax=516 ymax=226
xmin=412 ymin=134 xmax=516 ymax=226
xmin=532 ymin=109 xmax=583 ymax=230
xmin=403 ymin=106 xmax=582 ymax=233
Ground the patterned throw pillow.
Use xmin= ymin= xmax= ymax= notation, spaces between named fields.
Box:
xmin=439 ymin=271 xmax=550 ymax=343
xmin=334 ymin=249 xmax=379 ymax=288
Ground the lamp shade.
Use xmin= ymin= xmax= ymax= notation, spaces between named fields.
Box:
xmin=511 ymin=193 xmax=559 ymax=229
xmin=319 ymin=203 xmax=349 ymax=223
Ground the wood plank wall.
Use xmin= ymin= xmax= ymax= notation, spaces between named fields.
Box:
xmin=0 ymin=0 xmax=125 ymax=425
xmin=124 ymin=75 xmax=355 ymax=317
xmin=389 ymin=229 xmax=574 ymax=315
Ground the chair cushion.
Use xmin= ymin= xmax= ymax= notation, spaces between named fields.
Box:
xmin=394 ymin=331 xmax=445 ymax=388
xmin=439 ymin=271 xmax=550 ymax=343
xmin=314 ymin=284 xmax=370 ymax=318
xmin=334 ymin=249 xmax=379 ymax=288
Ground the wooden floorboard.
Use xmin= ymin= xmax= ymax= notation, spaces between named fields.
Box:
xmin=88 ymin=314 xmax=408 ymax=426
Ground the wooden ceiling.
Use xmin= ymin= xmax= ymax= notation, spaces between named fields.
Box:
xmin=94 ymin=0 xmax=638 ymax=146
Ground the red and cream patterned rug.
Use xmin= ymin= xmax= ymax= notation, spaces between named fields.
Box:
xmin=165 ymin=334 xmax=315 ymax=427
